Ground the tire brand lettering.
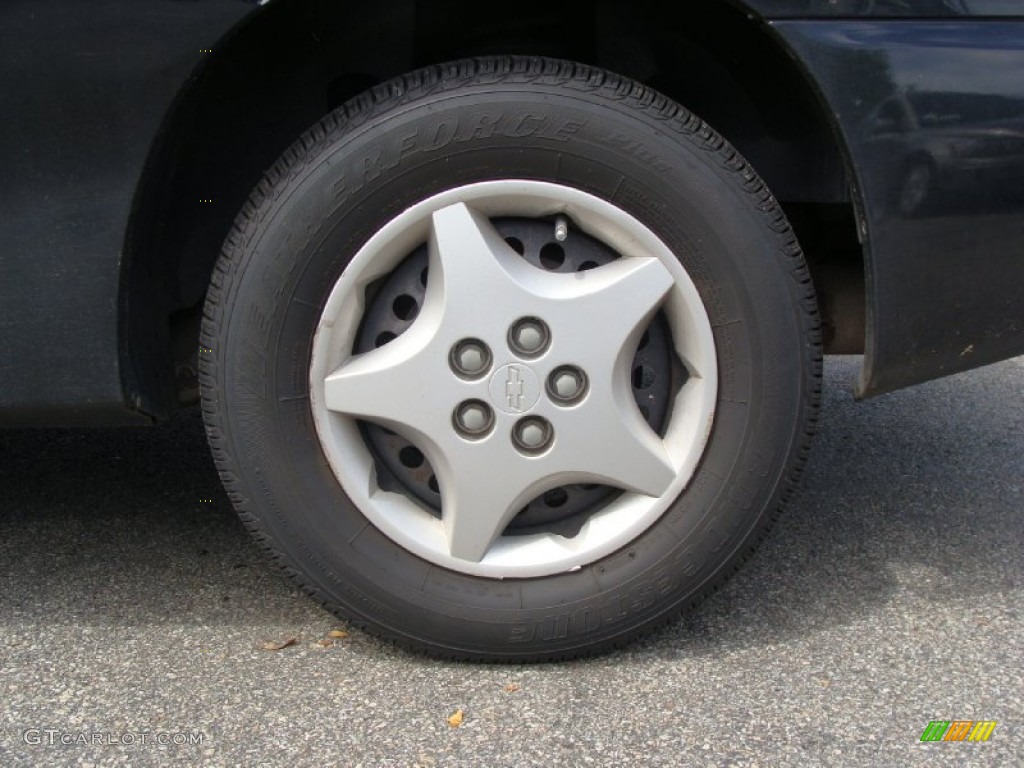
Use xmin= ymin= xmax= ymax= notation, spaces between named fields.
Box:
xmin=362 ymin=146 xmax=383 ymax=184
xmin=467 ymin=112 xmax=502 ymax=139
xmin=329 ymin=113 xmax=587 ymax=202
xmin=506 ymin=577 xmax=683 ymax=644
xmin=508 ymin=605 xmax=607 ymax=643
xmin=508 ymin=113 xmax=544 ymax=138
xmin=426 ymin=118 xmax=458 ymax=150
xmin=604 ymin=132 xmax=671 ymax=172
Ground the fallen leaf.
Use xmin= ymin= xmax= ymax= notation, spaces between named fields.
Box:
xmin=328 ymin=629 xmax=349 ymax=639
xmin=316 ymin=638 xmax=335 ymax=648
xmin=447 ymin=708 xmax=464 ymax=728
xmin=817 ymin=678 xmax=831 ymax=689
xmin=504 ymin=683 xmax=521 ymax=692
xmin=261 ymin=637 xmax=298 ymax=651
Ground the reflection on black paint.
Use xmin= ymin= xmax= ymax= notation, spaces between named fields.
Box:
xmin=863 ymin=90 xmax=1024 ymax=217
xmin=776 ymin=20 xmax=1024 ymax=395
xmin=789 ymin=22 xmax=1024 ymax=219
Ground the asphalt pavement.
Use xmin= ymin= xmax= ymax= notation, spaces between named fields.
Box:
xmin=1 ymin=356 xmax=1021 ymax=767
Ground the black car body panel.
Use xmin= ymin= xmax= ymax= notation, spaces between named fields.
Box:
xmin=774 ymin=19 xmax=1024 ymax=394
xmin=745 ymin=0 xmax=1023 ymax=17
xmin=1 ymin=0 xmax=1022 ymax=424
xmin=0 ymin=0 xmax=250 ymax=425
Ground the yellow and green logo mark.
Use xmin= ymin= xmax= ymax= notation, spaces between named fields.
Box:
xmin=920 ymin=721 xmax=997 ymax=742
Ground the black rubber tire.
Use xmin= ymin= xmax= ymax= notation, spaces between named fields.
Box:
xmin=200 ymin=57 xmax=822 ymax=661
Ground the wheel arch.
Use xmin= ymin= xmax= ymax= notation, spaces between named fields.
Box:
xmin=120 ymin=0 xmax=865 ymax=418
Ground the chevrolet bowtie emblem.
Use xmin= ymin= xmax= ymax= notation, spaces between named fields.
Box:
xmin=505 ymin=365 xmax=525 ymax=410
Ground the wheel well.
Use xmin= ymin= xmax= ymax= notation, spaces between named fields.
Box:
xmin=121 ymin=0 xmax=865 ymax=417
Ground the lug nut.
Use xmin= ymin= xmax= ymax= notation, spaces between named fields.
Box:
xmin=547 ymin=365 xmax=588 ymax=405
xmin=453 ymin=400 xmax=494 ymax=439
xmin=449 ymin=338 xmax=492 ymax=379
xmin=512 ymin=416 xmax=554 ymax=454
xmin=508 ymin=317 xmax=550 ymax=358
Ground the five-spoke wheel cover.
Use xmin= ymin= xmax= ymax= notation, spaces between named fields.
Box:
xmin=309 ymin=181 xmax=718 ymax=578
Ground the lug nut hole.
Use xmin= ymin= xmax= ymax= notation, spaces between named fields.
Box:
xmin=508 ymin=317 xmax=550 ymax=359
xmin=449 ymin=338 xmax=492 ymax=379
xmin=512 ymin=416 xmax=554 ymax=455
xmin=547 ymin=365 xmax=588 ymax=405
xmin=453 ymin=400 xmax=494 ymax=439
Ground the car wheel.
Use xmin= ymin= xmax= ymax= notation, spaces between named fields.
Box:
xmin=200 ymin=57 xmax=821 ymax=660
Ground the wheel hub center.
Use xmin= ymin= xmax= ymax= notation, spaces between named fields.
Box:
xmin=488 ymin=363 xmax=541 ymax=415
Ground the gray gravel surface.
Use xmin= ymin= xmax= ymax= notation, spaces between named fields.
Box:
xmin=1 ymin=356 xmax=1022 ymax=767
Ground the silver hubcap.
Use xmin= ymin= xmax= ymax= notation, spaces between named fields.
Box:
xmin=309 ymin=181 xmax=717 ymax=578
